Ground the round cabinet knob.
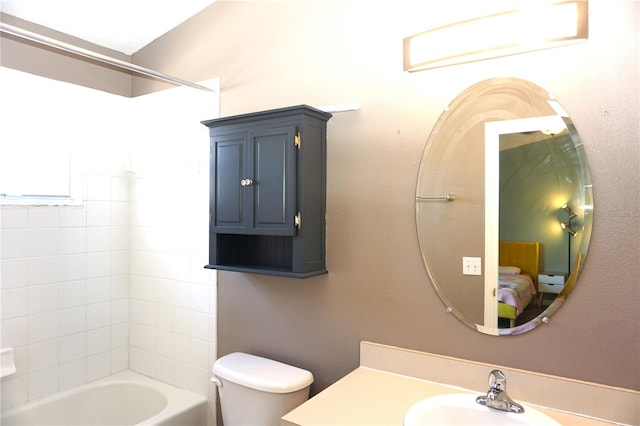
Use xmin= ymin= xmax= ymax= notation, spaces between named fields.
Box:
xmin=240 ymin=179 xmax=254 ymax=187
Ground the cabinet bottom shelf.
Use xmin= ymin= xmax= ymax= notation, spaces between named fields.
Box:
xmin=209 ymin=233 xmax=326 ymax=278
xmin=205 ymin=263 xmax=327 ymax=278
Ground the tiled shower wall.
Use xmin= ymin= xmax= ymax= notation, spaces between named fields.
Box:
xmin=0 ymin=69 xmax=218 ymax=412
xmin=127 ymin=86 xmax=216 ymax=396
xmin=1 ymin=174 xmax=131 ymax=409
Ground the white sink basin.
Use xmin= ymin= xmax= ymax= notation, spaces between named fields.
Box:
xmin=404 ymin=393 xmax=561 ymax=426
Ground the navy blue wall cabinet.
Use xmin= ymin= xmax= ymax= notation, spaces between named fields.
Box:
xmin=202 ymin=105 xmax=331 ymax=278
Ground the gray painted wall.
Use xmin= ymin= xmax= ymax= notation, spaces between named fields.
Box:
xmin=138 ymin=0 xmax=637 ymax=393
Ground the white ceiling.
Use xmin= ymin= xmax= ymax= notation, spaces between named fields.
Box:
xmin=0 ymin=0 xmax=218 ymax=55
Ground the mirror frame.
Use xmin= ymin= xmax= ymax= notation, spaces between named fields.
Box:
xmin=416 ymin=77 xmax=593 ymax=336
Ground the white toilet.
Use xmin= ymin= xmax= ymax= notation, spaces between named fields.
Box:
xmin=212 ymin=352 xmax=314 ymax=426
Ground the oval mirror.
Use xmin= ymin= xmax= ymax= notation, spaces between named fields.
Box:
xmin=416 ymin=77 xmax=593 ymax=336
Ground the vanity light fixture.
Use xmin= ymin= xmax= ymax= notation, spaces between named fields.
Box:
xmin=403 ymin=1 xmax=589 ymax=72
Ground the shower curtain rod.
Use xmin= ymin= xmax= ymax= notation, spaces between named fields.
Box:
xmin=0 ymin=22 xmax=214 ymax=92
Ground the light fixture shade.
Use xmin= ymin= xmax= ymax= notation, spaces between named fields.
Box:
xmin=403 ymin=1 xmax=588 ymax=72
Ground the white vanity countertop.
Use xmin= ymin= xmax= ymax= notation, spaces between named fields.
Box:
xmin=282 ymin=367 xmax=610 ymax=426
xmin=282 ymin=342 xmax=639 ymax=426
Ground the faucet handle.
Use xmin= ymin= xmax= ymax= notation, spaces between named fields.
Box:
xmin=489 ymin=369 xmax=507 ymax=391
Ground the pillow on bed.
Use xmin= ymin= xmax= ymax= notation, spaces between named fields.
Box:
xmin=499 ymin=266 xmax=521 ymax=275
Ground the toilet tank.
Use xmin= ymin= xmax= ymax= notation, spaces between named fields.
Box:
xmin=213 ymin=352 xmax=314 ymax=426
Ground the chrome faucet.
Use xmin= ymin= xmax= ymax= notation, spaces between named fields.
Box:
xmin=476 ymin=369 xmax=525 ymax=413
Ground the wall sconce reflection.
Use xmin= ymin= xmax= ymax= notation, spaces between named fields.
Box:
xmin=403 ymin=1 xmax=589 ymax=72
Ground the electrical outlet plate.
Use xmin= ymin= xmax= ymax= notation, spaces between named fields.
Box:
xmin=462 ymin=256 xmax=482 ymax=276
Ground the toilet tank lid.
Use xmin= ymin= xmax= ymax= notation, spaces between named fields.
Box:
xmin=213 ymin=352 xmax=314 ymax=393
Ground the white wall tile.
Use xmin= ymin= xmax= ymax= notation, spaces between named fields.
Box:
xmin=58 ymin=280 xmax=86 ymax=309
xmin=86 ymin=277 xmax=110 ymax=304
xmin=189 ymin=365 xmax=211 ymax=396
xmin=86 ymin=252 xmax=110 ymax=278
xmin=111 ymin=177 xmax=129 ymax=202
xmin=87 ymin=327 xmax=110 ymax=355
xmin=59 ymin=254 xmax=86 ymax=282
xmin=1 ymin=207 xmax=28 ymax=229
xmin=58 ymin=307 xmax=86 ymax=337
xmin=28 ymin=339 xmax=59 ymax=372
xmin=28 ymin=366 xmax=58 ymax=400
xmin=28 ymin=256 xmax=58 ymax=285
xmin=137 ymin=349 xmax=158 ymax=378
xmin=1 ymin=258 xmax=29 ymax=289
xmin=86 ymin=352 xmax=110 ymax=382
xmin=110 ymin=323 xmax=128 ymax=349
xmin=172 ymin=334 xmax=190 ymax=363
xmin=86 ymin=201 xmax=111 ymax=226
xmin=111 ymin=202 xmax=129 ymax=226
xmin=1 ymin=374 xmax=27 ymax=410
xmin=12 ymin=345 xmax=28 ymax=377
xmin=130 ymin=275 xmax=157 ymax=301
xmin=156 ymin=304 xmax=172 ymax=331
xmin=190 ymin=311 xmax=210 ymax=341
xmin=2 ymin=288 xmax=28 ymax=319
xmin=129 ymin=347 xmax=143 ymax=373
xmin=190 ymin=284 xmax=210 ymax=313
xmin=189 ymin=338 xmax=209 ymax=370
xmin=136 ymin=301 xmax=158 ymax=327
xmin=110 ymin=251 xmax=128 ymax=275
xmin=86 ymin=227 xmax=110 ymax=252
xmin=59 ymin=227 xmax=87 ymax=254
xmin=1 ymin=229 xmax=28 ymax=258
xmin=156 ymin=355 xmax=173 ymax=384
xmin=129 ymin=251 xmax=157 ymax=276
xmin=28 ymin=207 xmax=59 ymax=228
xmin=111 ymin=227 xmax=129 ymax=251
xmin=27 ymin=228 xmax=60 ymax=257
xmin=111 ymin=299 xmax=128 ymax=324
xmin=58 ymin=332 xmax=86 ymax=363
xmin=173 ymin=308 xmax=190 ymax=335
xmin=86 ymin=175 xmax=112 ymax=201
xmin=110 ymin=275 xmax=128 ymax=300
xmin=58 ymin=359 xmax=86 ymax=391
xmin=171 ymin=360 xmax=190 ymax=389
xmin=1 ymin=317 xmax=28 ymax=347
xmin=110 ymin=347 xmax=128 ymax=373
xmin=28 ymin=312 xmax=58 ymax=343
xmin=28 ymin=284 xmax=59 ymax=314
xmin=173 ymin=281 xmax=191 ymax=309
xmin=59 ymin=206 xmax=86 ymax=227
xmin=86 ymin=302 xmax=110 ymax=330
xmin=140 ymin=325 xmax=157 ymax=352
xmin=157 ymin=330 xmax=174 ymax=358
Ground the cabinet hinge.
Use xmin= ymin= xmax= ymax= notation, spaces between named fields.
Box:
xmin=294 ymin=212 xmax=301 ymax=229
xmin=294 ymin=132 xmax=301 ymax=150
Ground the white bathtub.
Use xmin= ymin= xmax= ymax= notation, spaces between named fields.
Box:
xmin=1 ymin=371 xmax=208 ymax=426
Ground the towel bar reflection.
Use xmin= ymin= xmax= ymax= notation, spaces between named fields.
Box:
xmin=416 ymin=194 xmax=456 ymax=202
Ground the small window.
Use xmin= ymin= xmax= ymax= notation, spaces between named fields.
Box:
xmin=0 ymin=67 xmax=82 ymax=205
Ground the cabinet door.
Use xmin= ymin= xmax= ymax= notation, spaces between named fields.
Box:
xmin=211 ymin=132 xmax=250 ymax=232
xmin=250 ymin=125 xmax=297 ymax=235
